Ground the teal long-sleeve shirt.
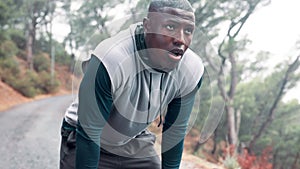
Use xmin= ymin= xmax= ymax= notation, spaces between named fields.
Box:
xmin=76 ymin=57 xmax=202 ymax=169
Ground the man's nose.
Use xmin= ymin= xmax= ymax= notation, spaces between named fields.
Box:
xmin=173 ymin=29 xmax=185 ymax=46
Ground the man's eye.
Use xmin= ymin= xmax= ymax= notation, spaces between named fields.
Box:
xmin=184 ymin=28 xmax=193 ymax=35
xmin=166 ymin=25 xmax=175 ymax=31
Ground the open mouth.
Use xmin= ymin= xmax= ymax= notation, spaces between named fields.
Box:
xmin=168 ymin=49 xmax=184 ymax=61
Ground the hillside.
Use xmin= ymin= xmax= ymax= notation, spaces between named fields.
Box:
xmin=0 ymin=80 xmax=30 ymax=111
xmin=0 ymin=59 xmax=73 ymax=111
xmin=0 ymin=79 xmax=72 ymax=112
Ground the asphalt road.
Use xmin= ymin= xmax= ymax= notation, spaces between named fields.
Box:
xmin=0 ymin=95 xmax=73 ymax=169
xmin=0 ymin=94 xmax=200 ymax=169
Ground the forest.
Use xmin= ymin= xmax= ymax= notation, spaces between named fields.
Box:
xmin=0 ymin=0 xmax=299 ymax=169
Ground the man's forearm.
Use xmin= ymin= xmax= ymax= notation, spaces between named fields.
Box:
xmin=161 ymin=133 xmax=184 ymax=169
xmin=76 ymin=124 xmax=100 ymax=169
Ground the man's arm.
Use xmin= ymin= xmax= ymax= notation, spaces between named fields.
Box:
xmin=162 ymin=78 xmax=202 ymax=169
xmin=76 ymin=57 xmax=113 ymax=169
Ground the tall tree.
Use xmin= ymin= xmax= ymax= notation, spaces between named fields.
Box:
xmin=188 ymin=0 xmax=269 ymax=149
xmin=0 ymin=0 xmax=15 ymax=29
xmin=234 ymin=58 xmax=300 ymax=168
xmin=248 ymin=55 xmax=300 ymax=150
xmin=22 ymin=0 xmax=55 ymax=69
xmin=63 ymin=0 xmax=124 ymax=54
xmin=271 ymin=100 xmax=300 ymax=169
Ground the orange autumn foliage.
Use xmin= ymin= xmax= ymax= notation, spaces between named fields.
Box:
xmin=237 ymin=146 xmax=273 ymax=169
xmin=222 ymin=145 xmax=273 ymax=169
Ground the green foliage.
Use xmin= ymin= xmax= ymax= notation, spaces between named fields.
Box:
xmin=37 ymin=71 xmax=60 ymax=94
xmin=233 ymin=62 xmax=300 ymax=168
xmin=266 ymin=100 xmax=300 ymax=169
xmin=239 ymin=135 xmax=252 ymax=143
xmin=13 ymin=81 xmax=37 ymax=97
xmin=33 ymin=52 xmax=50 ymax=72
xmin=35 ymin=36 xmax=73 ymax=67
xmin=222 ymin=37 xmax=251 ymax=56
xmin=64 ymin=0 xmax=123 ymax=51
xmin=0 ymin=57 xmax=20 ymax=80
xmin=0 ymin=55 xmax=60 ymax=97
xmin=0 ymin=29 xmax=26 ymax=59
xmin=119 ymin=0 xmax=149 ymax=29
xmin=4 ymin=69 xmax=60 ymax=97
xmin=0 ymin=40 xmax=18 ymax=58
xmin=8 ymin=70 xmax=40 ymax=98
xmin=34 ymin=36 xmax=50 ymax=54
xmin=192 ymin=0 xmax=227 ymax=35
xmin=0 ymin=57 xmax=20 ymax=98
xmin=23 ymin=0 xmax=54 ymax=22
xmin=17 ymin=50 xmax=27 ymax=60
xmin=0 ymin=30 xmax=9 ymax=41
xmin=7 ymin=29 xmax=26 ymax=50
xmin=223 ymin=155 xmax=241 ymax=169
xmin=54 ymin=42 xmax=72 ymax=66
xmin=0 ymin=0 xmax=71 ymax=98
xmin=0 ymin=0 xmax=14 ymax=28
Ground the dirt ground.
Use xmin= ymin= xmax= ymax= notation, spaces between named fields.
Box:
xmin=0 ymin=80 xmax=69 ymax=111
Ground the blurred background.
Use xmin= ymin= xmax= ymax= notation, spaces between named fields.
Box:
xmin=0 ymin=0 xmax=299 ymax=168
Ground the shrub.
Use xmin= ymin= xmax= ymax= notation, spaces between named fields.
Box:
xmin=13 ymin=79 xmax=38 ymax=97
xmin=3 ymin=69 xmax=60 ymax=97
xmin=37 ymin=71 xmax=60 ymax=94
xmin=9 ymin=70 xmax=40 ymax=98
xmin=17 ymin=50 xmax=27 ymax=60
xmin=0 ymin=40 xmax=18 ymax=58
xmin=0 ymin=57 xmax=20 ymax=81
xmin=237 ymin=149 xmax=256 ymax=169
xmin=55 ymin=46 xmax=72 ymax=66
xmin=19 ymin=70 xmax=40 ymax=97
xmin=223 ymin=155 xmax=241 ymax=169
xmin=0 ymin=30 xmax=8 ymax=41
xmin=221 ymin=144 xmax=273 ymax=169
xmin=0 ymin=58 xmax=40 ymax=97
xmin=33 ymin=52 xmax=50 ymax=72
xmin=237 ymin=147 xmax=273 ymax=169
xmin=34 ymin=36 xmax=49 ymax=54
xmin=0 ymin=57 xmax=20 ymax=74
xmin=0 ymin=56 xmax=60 ymax=97
xmin=221 ymin=144 xmax=241 ymax=169
xmin=35 ymin=36 xmax=72 ymax=67
xmin=8 ymin=29 xmax=26 ymax=50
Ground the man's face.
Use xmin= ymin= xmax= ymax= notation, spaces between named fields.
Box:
xmin=143 ymin=7 xmax=195 ymax=72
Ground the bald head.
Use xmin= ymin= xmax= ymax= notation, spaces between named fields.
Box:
xmin=148 ymin=0 xmax=194 ymax=13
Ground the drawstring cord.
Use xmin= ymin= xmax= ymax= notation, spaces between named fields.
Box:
xmin=147 ymin=73 xmax=152 ymax=124
xmin=147 ymin=73 xmax=164 ymax=127
xmin=157 ymin=74 xmax=164 ymax=127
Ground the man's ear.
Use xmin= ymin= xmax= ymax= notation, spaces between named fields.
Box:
xmin=143 ymin=17 xmax=150 ymax=33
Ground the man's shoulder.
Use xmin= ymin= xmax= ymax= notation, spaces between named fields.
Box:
xmin=92 ymin=24 xmax=141 ymax=60
xmin=90 ymin=24 xmax=140 ymax=88
xmin=173 ymin=49 xmax=204 ymax=97
xmin=179 ymin=49 xmax=204 ymax=76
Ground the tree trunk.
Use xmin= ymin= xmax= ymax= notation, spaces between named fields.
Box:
xmin=236 ymin=109 xmax=241 ymax=138
xmin=291 ymin=152 xmax=300 ymax=169
xmin=272 ymin=148 xmax=279 ymax=169
xmin=26 ymin=29 xmax=33 ymax=70
xmin=26 ymin=15 xmax=37 ymax=70
xmin=226 ymin=104 xmax=238 ymax=146
xmin=211 ymin=130 xmax=219 ymax=155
